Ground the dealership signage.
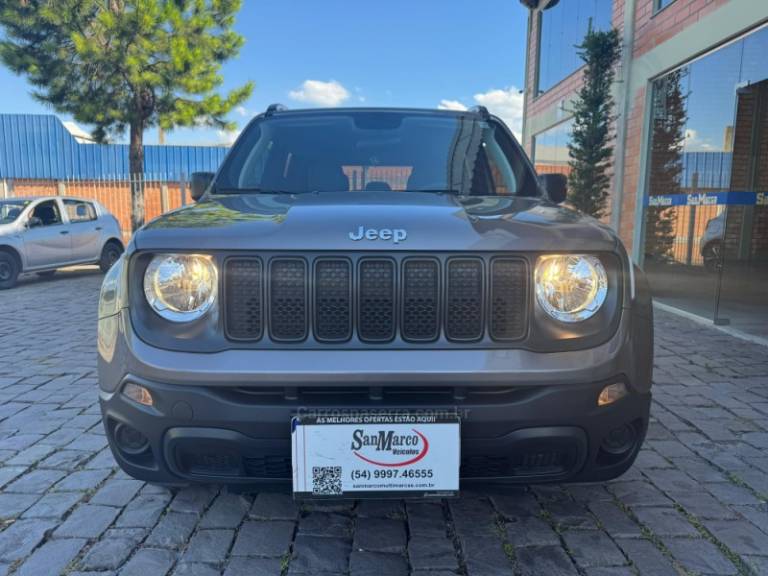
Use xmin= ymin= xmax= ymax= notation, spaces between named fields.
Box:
xmin=646 ymin=191 xmax=768 ymax=207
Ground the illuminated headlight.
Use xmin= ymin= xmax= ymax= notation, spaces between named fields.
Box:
xmin=535 ymin=254 xmax=607 ymax=322
xmin=143 ymin=254 xmax=218 ymax=322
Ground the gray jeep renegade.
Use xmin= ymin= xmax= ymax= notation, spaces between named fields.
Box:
xmin=98 ymin=106 xmax=653 ymax=496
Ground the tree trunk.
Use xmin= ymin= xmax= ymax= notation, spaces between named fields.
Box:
xmin=129 ymin=119 xmax=145 ymax=232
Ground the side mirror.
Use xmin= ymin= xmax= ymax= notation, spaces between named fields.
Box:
xmin=28 ymin=216 xmax=43 ymax=228
xmin=538 ymin=173 xmax=568 ymax=204
xmin=190 ymin=172 xmax=214 ymax=202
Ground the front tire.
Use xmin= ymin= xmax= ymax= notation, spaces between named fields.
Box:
xmin=100 ymin=241 xmax=124 ymax=273
xmin=0 ymin=252 xmax=20 ymax=290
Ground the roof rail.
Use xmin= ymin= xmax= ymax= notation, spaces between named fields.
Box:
xmin=265 ymin=103 xmax=288 ymax=116
xmin=469 ymin=105 xmax=490 ymax=120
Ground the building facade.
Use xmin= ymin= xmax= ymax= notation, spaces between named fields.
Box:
xmin=521 ymin=0 xmax=768 ymax=338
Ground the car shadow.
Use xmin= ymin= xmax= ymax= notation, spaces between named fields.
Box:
xmin=16 ymin=265 xmax=104 ymax=287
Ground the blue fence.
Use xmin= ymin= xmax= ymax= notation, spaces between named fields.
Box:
xmin=680 ymin=151 xmax=732 ymax=189
xmin=0 ymin=114 xmax=230 ymax=180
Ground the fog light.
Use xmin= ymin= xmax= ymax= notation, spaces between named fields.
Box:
xmin=601 ymin=423 xmax=638 ymax=455
xmin=123 ymin=383 xmax=153 ymax=406
xmin=598 ymin=382 xmax=627 ymax=406
xmin=114 ymin=422 xmax=149 ymax=455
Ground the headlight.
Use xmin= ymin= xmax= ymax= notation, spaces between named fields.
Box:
xmin=143 ymin=254 xmax=218 ymax=322
xmin=535 ymin=254 xmax=607 ymax=322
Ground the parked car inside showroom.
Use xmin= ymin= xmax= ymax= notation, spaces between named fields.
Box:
xmin=700 ymin=212 xmax=724 ymax=273
xmin=98 ymin=106 xmax=653 ymax=498
xmin=0 ymin=196 xmax=124 ymax=289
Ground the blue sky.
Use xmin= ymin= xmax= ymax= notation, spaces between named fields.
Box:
xmin=0 ymin=0 xmax=530 ymax=146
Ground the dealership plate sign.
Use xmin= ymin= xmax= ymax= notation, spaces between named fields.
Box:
xmin=291 ymin=412 xmax=460 ymax=498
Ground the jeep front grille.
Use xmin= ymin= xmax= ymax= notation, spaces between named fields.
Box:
xmin=490 ymin=258 xmax=530 ymax=341
xmin=314 ymin=259 xmax=352 ymax=342
xmin=445 ymin=258 xmax=484 ymax=341
xmin=358 ymin=259 xmax=396 ymax=342
xmin=268 ymin=259 xmax=308 ymax=342
xmin=224 ymin=254 xmax=528 ymax=346
xmin=402 ymin=259 xmax=440 ymax=341
xmin=225 ymin=258 xmax=263 ymax=340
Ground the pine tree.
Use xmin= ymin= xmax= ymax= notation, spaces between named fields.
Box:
xmin=567 ymin=27 xmax=621 ymax=219
xmin=0 ymin=0 xmax=253 ymax=231
xmin=644 ymin=69 xmax=686 ymax=261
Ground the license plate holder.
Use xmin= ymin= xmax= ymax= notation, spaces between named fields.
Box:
xmin=291 ymin=411 xmax=460 ymax=499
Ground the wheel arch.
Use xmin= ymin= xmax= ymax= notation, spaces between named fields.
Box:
xmin=103 ymin=237 xmax=125 ymax=252
xmin=0 ymin=244 xmax=23 ymax=272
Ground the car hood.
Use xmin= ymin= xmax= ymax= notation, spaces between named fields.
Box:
xmin=0 ymin=222 xmax=19 ymax=237
xmin=136 ymin=192 xmax=619 ymax=253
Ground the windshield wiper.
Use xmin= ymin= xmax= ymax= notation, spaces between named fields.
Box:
xmin=216 ymin=187 xmax=298 ymax=195
xmin=216 ymin=188 xmax=463 ymax=195
xmin=405 ymin=189 xmax=462 ymax=195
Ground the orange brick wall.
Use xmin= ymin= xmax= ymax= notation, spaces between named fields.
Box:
xmin=632 ymin=0 xmax=731 ymax=58
xmin=11 ymin=180 xmax=59 ymax=197
xmin=535 ymin=163 xmax=572 ymax=177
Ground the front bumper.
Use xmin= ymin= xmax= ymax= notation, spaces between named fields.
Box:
xmin=98 ymin=307 xmax=653 ymax=487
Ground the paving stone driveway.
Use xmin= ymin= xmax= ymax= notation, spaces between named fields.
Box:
xmin=1 ymin=269 xmax=767 ymax=576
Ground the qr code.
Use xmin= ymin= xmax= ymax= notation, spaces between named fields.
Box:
xmin=312 ymin=466 xmax=342 ymax=495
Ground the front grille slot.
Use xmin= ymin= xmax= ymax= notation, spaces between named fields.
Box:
xmin=461 ymin=449 xmax=576 ymax=479
xmin=224 ymin=258 xmax=263 ymax=340
xmin=445 ymin=258 xmax=484 ymax=341
xmin=314 ymin=259 xmax=352 ymax=342
xmin=223 ymin=385 xmax=539 ymax=406
xmin=269 ymin=259 xmax=308 ymax=342
xmin=489 ymin=258 xmax=528 ymax=341
xmin=224 ymin=253 xmax=531 ymax=346
xmin=402 ymin=259 xmax=440 ymax=342
xmin=242 ymin=455 xmax=292 ymax=479
xmin=358 ymin=259 xmax=396 ymax=342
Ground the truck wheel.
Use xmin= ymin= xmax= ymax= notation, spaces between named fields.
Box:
xmin=100 ymin=241 xmax=124 ymax=273
xmin=0 ymin=252 xmax=20 ymax=290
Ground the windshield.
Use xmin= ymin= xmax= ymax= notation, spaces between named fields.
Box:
xmin=216 ymin=111 xmax=539 ymax=197
xmin=0 ymin=200 xmax=30 ymax=224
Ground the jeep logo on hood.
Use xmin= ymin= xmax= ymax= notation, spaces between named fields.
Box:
xmin=349 ymin=226 xmax=407 ymax=244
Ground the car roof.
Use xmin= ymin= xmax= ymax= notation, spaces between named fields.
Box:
xmin=4 ymin=196 xmax=97 ymax=204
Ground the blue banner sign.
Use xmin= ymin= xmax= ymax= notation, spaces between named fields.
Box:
xmin=646 ymin=191 xmax=768 ymax=207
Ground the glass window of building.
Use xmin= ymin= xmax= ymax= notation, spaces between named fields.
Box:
xmin=643 ymin=25 xmax=768 ymax=338
xmin=532 ymin=119 xmax=574 ymax=177
xmin=537 ymin=0 xmax=613 ymax=94
xmin=655 ymin=0 xmax=677 ymax=12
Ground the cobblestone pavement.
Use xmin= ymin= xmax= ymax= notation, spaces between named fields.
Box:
xmin=0 ymin=269 xmax=767 ymax=576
